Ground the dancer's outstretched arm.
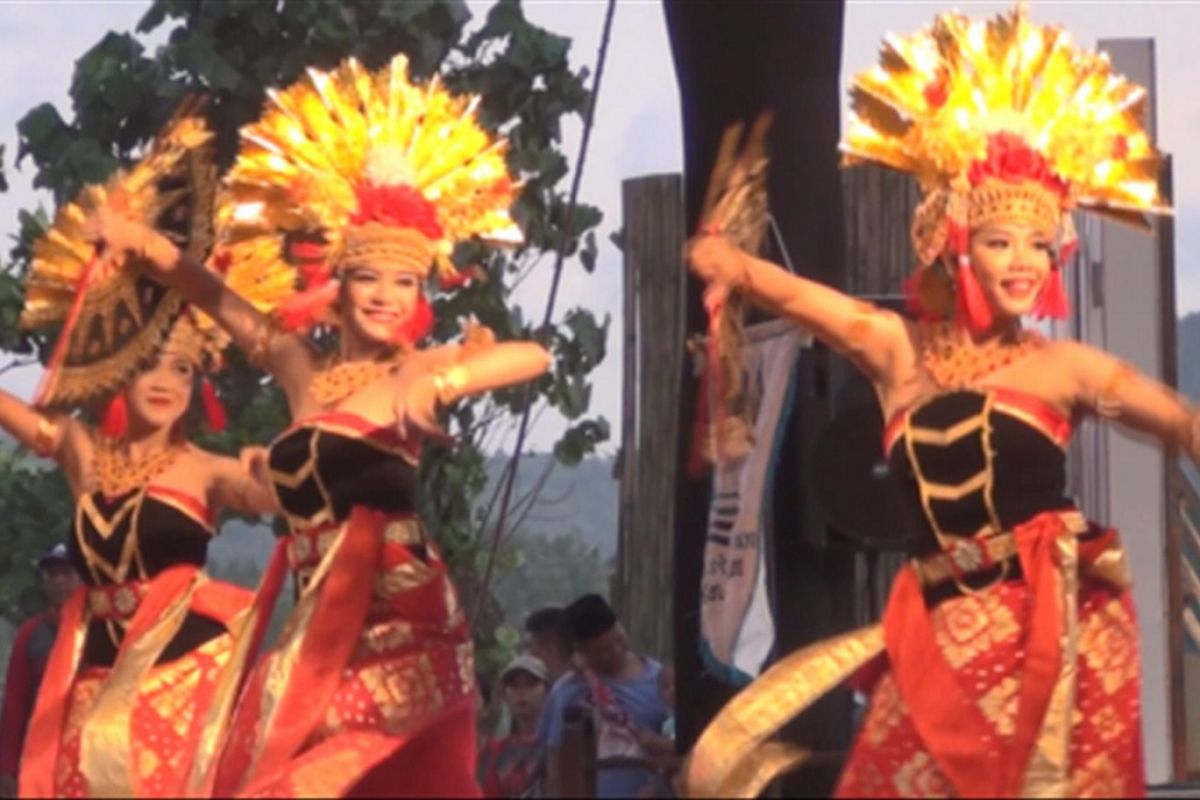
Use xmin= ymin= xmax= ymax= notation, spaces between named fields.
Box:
xmin=395 ymin=341 xmax=553 ymax=439
xmin=87 ymin=207 xmax=317 ymax=408
xmin=0 ymin=389 xmax=92 ymax=492
xmin=686 ymin=233 xmax=911 ymax=385
xmin=1061 ymin=341 xmax=1200 ymax=465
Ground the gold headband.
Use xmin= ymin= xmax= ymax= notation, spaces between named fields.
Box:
xmin=967 ymin=179 xmax=1061 ymax=238
xmin=336 ymin=223 xmax=434 ymax=277
xmin=910 ymin=179 xmax=1062 ymax=268
xmin=159 ymin=314 xmax=225 ymax=371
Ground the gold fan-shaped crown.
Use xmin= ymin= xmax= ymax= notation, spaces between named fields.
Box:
xmin=218 ymin=53 xmax=522 ymax=289
xmin=20 ymin=100 xmax=222 ymax=405
xmin=842 ymin=3 xmax=1169 ymax=241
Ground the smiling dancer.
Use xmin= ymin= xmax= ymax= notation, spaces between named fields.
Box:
xmin=90 ymin=55 xmax=552 ymax=797
xmin=684 ymin=5 xmax=1196 ymax=797
xmin=10 ymin=108 xmax=277 ymax=798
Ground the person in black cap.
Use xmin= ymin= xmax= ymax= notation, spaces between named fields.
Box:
xmin=0 ymin=544 xmax=79 ymax=796
xmin=539 ymin=594 xmax=669 ymax=798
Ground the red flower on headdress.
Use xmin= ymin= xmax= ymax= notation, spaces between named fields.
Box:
xmin=1112 ymin=135 xmax=1129 ymax=160
xmin=967 ymin=132 xmax=1069 ymax=198
xmin=351 ymin=183 xmax=444 ymax=241
xmin=923 ymin=69 xmax=950 ymax=110
xmin=211 ymin=249 xmax=233 ymax=275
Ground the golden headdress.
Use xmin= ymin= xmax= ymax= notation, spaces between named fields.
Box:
xmin=841 ymin=3 xmax=1170 ymax=326
xmin=19 ymin=100 xmax=225 ymax=407
xmin=215 ymin=53 xmax=522 ymax=333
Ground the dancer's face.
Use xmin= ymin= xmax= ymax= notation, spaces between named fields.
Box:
xmin=968 ymin=220 xmax=1054 ymax=320
xmin=126 ymin=350 xmax=194 ymax=431
xmin=340 ymin=264 xmax=421 ymax=348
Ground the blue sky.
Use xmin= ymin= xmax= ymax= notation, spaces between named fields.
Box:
xmin=0 ymin=0 xmax=1195 ymax=452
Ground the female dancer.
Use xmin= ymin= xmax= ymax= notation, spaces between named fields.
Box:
xmin=10 ymin=111 xmax=277 ymax=797
xmin=91 ymin=55 xmax=552 ymax=797
xmin=685 ymin=6 xmax=1197 ymax=798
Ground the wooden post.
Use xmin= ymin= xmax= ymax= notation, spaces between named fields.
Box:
xmin=840 ymin=164 xmax=921 ymax=296
xmin=615 ymin=174 xmax=686 ymax=661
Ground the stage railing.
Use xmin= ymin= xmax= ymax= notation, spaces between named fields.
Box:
xmin=1171 ymin=459 xmax=1200 ymax=778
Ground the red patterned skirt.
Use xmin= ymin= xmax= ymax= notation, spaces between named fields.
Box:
xmin=205 ymin=508 xmax=478 ymax=798
xmin=836 ymin=580 xmax=1144 ymax=797
xmin=682 ymin=511 xmax=1144 ymax=799
xmin=20 ymin=568 xmax=250 ymax=798
xmin=836 ymin=511 xmax=1145 ymax=798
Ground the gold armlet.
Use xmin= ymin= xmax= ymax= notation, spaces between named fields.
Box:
xmin=1094 ymin=363 xmax=1134 ymax=419
xmin=32 ymin=416 xmax=59 ymax=459
xmin=431 ymin=364 xmax=470 ymax=406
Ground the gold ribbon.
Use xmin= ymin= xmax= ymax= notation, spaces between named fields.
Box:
xmin=684 ymin=625 xmax=885 ymax=798
xmin=79 ymin=575 xmax=199 ymax=797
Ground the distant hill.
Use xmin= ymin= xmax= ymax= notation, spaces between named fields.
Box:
xmin=202 ymin=452 xmax=619 ymax=578
xmin=1179 ymin=312 xmax=1200 ymax=403
xmin=481 ymin=452 xmax=618 ymax=559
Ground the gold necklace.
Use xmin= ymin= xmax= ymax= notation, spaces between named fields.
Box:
xmin=311 ymin=351 xmax=405 ymax=407
xmin=919 ymin=321 xmax=1044 ymax=390
xmin=93 ymin=440 xmax=183 ymax=497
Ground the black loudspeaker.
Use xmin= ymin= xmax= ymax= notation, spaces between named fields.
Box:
xmin=812 ymin=360 xmax=919 ymax=552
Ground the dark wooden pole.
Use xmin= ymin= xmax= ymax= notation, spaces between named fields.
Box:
xmin=615 ymin=174 xmax=686 ymax=661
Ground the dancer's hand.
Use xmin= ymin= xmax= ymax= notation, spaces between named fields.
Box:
xmin=84 ymin=205 xmax=143 ymax=255
xmin=84 ymin=205 xmax=177 ymax=271
xmin=239 ymin=446 xmax=271 ymax=486
xmin=395 ymin=374 xmax=448 ymax=443
xmin=685 ymin=233 xmax=748 ymax=288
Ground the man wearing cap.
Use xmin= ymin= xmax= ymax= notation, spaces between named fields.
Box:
xmin=540 ymin=594 xmax=669 ymax=798
xmin=0 ymin=544 xmax=79 ymax=796
xmin=477 ymin=654 xmax=550 ymax=798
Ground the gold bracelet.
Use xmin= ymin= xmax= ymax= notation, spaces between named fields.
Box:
xmin=32 ymin=416 xmax=59 ymax=459
xmin=1183 ymin=410 xmax=1200 ymax=456
xmin=732 ymin=249 xmax=752 ymax=291
xmin=431 ymin=364 xmax=470 ymax=406
xmin=1094 ymin=363 xmax=1134 ymax=419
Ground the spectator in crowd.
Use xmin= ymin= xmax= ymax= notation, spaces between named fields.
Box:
xmin=635 ymin=664 xmax=680 ymax=798
xmin=0 ymin=544 xmax=79 ymax=797
xmin=540 ymin=594 xmax=669 ymax=798
xmin=477 ymin=655 xmax=550 ymax=798
xmin=523 ymin=607 xmax=574 ymax=684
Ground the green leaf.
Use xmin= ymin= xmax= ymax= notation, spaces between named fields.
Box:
xmin=16 ymin=104 xmax=67 ymax=156
xmin=495 ymin=624 xmax=520 ymax=649
xmin=580 ymin=231 xmax=597 ymax=273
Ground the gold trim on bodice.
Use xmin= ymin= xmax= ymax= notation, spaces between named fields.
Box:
xmin=903 ymin=391 xmax=1004 ymax=544
xmin=75 ymin=486 xmax=214 ymax=649
xmin=268 ymin=418 xmax=420 ymax=533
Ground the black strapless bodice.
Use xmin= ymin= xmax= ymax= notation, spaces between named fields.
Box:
xmin=72 ymin=486 xmax=222 ymax=667
xmin=887 ymin=390 xmax=1076 ymax=556
xmin=267 ymin=413 xmax=420 ymax=530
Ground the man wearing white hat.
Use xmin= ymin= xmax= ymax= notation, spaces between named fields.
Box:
xmin=478 ymin=655 xmax=550 ymax=798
